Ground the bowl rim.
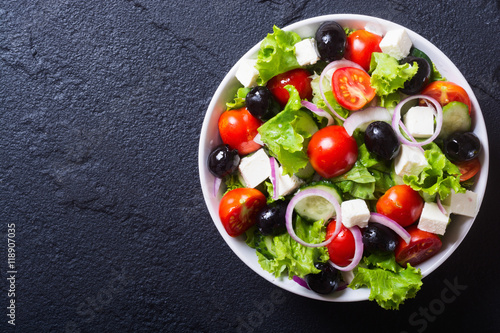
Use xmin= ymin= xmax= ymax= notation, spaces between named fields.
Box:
xmin=198 ymin=13 xmax=489 ymax=302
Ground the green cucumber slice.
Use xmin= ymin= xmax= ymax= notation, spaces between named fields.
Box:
xmin=293 ymin=181 xmax=343 ymax=222
xmin=439 ymin=101 xmax=471 ymax=139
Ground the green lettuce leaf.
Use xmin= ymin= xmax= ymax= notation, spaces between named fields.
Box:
xmin=226 ymin=87 xmax=251 ymax=110
xmin=403 ymin=142 xmax=465 ymax=201
xmin=222 ymin=173 xmax=244 ymax=195
xmin=256 ymin=26 xmax=301 ymax=84
xmin=369 ymin=52 xmax=418 ymax=97
xmin=311 ymin=73 xmax=350 ymax=123
xmin=245 ymin=216 xmax=329 ymax=279
xmin=258 ymin=86 xmax=318 ymax=176
xmin=349 ymin=252 xmax=423 ymax=310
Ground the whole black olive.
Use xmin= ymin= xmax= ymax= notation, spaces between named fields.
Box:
xmin=444 ymin=132 xmax=481 ymax=162
xmin=305 ymin=262 xmax=340 ymax=294
xmin=364 ymin=121 xmax=401 ymax=160
xmin=362 ymin=223 xmax=399 ymax=254
xmin=207 ymin=144 xmax=240 ymax=178
xmin=245 ymin=86 xmax=280 ymax=121
xmin=315 ymin=21 xmax=347 ymax=62
xmin=256 ymin=200 xmax=289 ymax=236
xmin=399 ymin=56 xmax=431 ymax=95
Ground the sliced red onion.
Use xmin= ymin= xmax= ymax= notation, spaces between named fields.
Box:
xmin=269 ymin=157 xmax=279 ymax=200
xmin=213 ymin=177 xmax=222 ymax=197
xmin=292 ymin=276 xmax=310 ymax=289
xmin=285 ymin=188 xmax=342 ymax=248
xmin=253 ymin=133 xmax=264 ymax=146
xmin=369 ymin=213 xmax=411 ymax=244
xmin=398 ymin=119 xmax=425 ymax=153
xmin=343 ymin=106 xmax=391 ymax=136
xmin=329 ymin=226 xmax=363 ymax=271
xmin=301 ymin=100 xmax=334 ymax=126
xmin=392 ymin=95 xmax=443 ymax=147
xmin=318 ymin=59 xmax=364 ymax=122
xmin=436 ymin=195 xmax=448 ymax=216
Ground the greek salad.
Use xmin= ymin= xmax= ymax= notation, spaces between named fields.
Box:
xmin=206 ymin=21 xmax=482 ymax=309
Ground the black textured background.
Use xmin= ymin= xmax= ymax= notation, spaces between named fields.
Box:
xmin=1 ymin=1 xmax=499 ymax=332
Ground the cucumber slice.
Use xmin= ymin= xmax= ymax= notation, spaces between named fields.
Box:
xmin=439 ymin=101 xmax=471 ymax=139
xmin=293 ymin=181 xmax=343 ymax=222
xmin=294 ymin=162 xmax=315 ymax=180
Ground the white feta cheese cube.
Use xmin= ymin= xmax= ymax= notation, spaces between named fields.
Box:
xmin=235 ymin=59 xmax=259 ymax=88
xmin=379 ymin=29 xmax=412 ymax=60
xmin=418 ymin=202 xmax=450 ymax=235
xmin=276 ymin=166 xmax=303 ymax=197
xmin=394 ymin=145 xmax=429 ymax=178
xmin=341 ymin=199 xmax=371 ymax=228
xmin=403 ymin=106 xmax=435 ymax=139
xmin=294 ymin=38 xmax=320 ymax=66
xmin=238 ymin=148 xmax=270 ymax=188
xmin=442 ymin=190 xmax=478 ymax=217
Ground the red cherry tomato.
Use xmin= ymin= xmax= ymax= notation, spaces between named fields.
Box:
xmin=395 ymin=225 xmax=442 ymax=266
xmin=326 ymin=220 xmax=355 ymax=267
xmin=376 ymin=185 xmax=424 ymax=228
xmin=218 ymin=107 xmax=262 ymax=156
xmin=307 ymin=125 xmax=358 ymax=178
xmin=455 ymin=158 xmax=481 ymax=182
xmin=332 ymin=67 xmax=376 ymax=111
xmin=421 ymin=81 xmax=472 ymax=114
xmin=266 ymin=68 xmax=313 ymax=107
xmin=344 ymin=30 xmax=382 ymax=71
xmin=219 ymin=188 xmax=267 ymax=237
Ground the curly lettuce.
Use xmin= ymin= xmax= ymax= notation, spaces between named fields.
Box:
xmin=369 ymin=52 xmax=418 ymax=97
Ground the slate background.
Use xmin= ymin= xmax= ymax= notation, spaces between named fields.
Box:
xmin=1 ymin=0 xmax=499 ymax=332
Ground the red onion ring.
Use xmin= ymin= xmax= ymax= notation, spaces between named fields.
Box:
xmin=292 ymin=275 xmax=310 ymax=289
xmin=436 ymin=195 xmax=448 ymax=216
xmin=301 ymin=100 xmax=334 ymax=126
xmin=392 ymin=95 xmax=443 ymax=147
xmin=285 ymin=188 xmax=342 ymax=248
xmin=343 ymin=106 xmax=391 ymax=136
xmin=329 ymin=226 xmax=363 ymax=271
xmin=269 ymin=157 xmax=279 ymax=200
xmin=318 ymin=59 xmax=364 ymax=122
xmin=369 ymin=213 xmax=411 ymax=244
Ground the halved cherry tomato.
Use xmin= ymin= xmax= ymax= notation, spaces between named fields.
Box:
xmin=376 ymin=185 xmax=424 ymax=228
xmin=326 ymin=220 xmax=355 ymax=267
xmin=455 ymin=157 xmax=481 ymax=182
xmin=218 ymin=107 xmax=262 ymax=156
xmin=344 ymin=30 xmax=382 ymax=71
xmin=332 ymin=67 xmax=375 ymax=111
xmin=395 ymin=225 xmax=442 ymax=266
xmin=421 ymin=81 xmax=472 ymax=113
xmin=266 ymin=68 xmax=313 ymax=107
xmin=219 ymin=188 xmax=267 ymax=237
xmin=307 ymin=125 xmax=358 ymax=178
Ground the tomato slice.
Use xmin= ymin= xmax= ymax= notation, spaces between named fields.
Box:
xmin=326 ymin=220 xmax=355 ymax=267
xmin=395 ymin=225 xmax=442 ymax=266
xmin=219 ymin=188 xmax=267 ymax=237
xmin=455 ymin=158 xmax=481 ymax=182
xmin=421 ymin=81 xmax=472 ymax=114
xmin=332 ymin=67 xmax=375 ymax=111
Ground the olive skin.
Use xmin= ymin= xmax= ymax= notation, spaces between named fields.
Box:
xmin=315 ymin=21 xmax=347 ymax=62
xmin=364 ymin=121 xmax=401 ymax=161
xmin=256 ymin=200 xmax=289 ymax=236
xmin=305 ymin=262 xmax=340 ymax=294
xmin=362 ymin=224 xmax=399 ymax=254
xmin=444 ymin=132 xmax=481 ymax=162
xmin=207 ymin=145 xmax=240 ymax=178
xmin=246 ymin=86 xmax=280 ymax=121
xmin=399 ymin=56 xmax=431 ymax=95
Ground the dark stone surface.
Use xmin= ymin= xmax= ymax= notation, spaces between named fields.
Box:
xmin=0 ymin=0 xmax=499 ymax=332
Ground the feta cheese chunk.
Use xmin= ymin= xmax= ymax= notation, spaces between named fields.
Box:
xmin=235 ymin=59 xmax=259 ymax=88
xmin=394 ymin=145 xmax=429 ymax=178
xmin=418 ymin=202 xmax=450 ymax=235
xmin=238 ymin=148 xmax=270 ymax=188
xmin=341 ymin=199 xmax=370 ymax=228
xmin=294 ymin=38 xmax=320 ymax=66
xmin=442 ymin=190 xmax=478 ymax=217
xmin=379 ymin=29 xmax=412 ymax=60
xmin=403 ymin=106 xmax=435 ymax=139
xmin=276 ymin=166 xmax=303 ymax=197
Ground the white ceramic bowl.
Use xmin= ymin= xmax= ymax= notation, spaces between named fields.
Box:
xmin=198 ymin=14 xmax=489 ymax=302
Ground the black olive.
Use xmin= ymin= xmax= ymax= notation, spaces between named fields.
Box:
xmin=245 ymin=86 xmax=280 ymax=121
xmin=207 ymin=144 xmax=240 ymax=178
xmin=362 ymin=223 xmax=399 ymax=254
xmin=256 ymin=200 xmax=289 ymax=236
xmin=364 ymin=121 xmax=401 ymax=160
xmin=399 ymin=56 xmax=431 ymax=95
xmin=305 ymin=262 xmax=340 ymax=294
xmin=444 ymin=132 xmax=481 ymax=162
xmin=315 ymin=21 xmax=347 ymax=62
